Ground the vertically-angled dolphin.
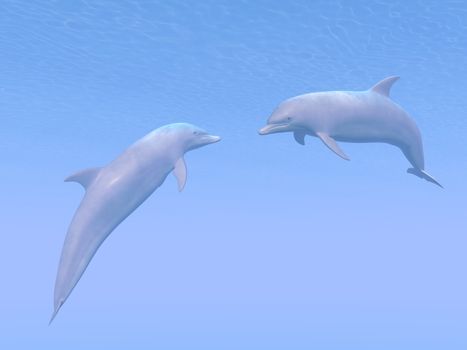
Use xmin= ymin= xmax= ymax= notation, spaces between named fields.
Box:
xmin=259 ymin=76 xmax=442 ymax=187
xmin=51 ymin=123 xmax=221 ymax=323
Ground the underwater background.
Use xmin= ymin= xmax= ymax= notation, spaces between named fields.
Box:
xmin=1 ymin=0 xmax=466 ymax=349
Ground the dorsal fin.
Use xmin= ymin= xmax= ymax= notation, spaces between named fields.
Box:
xmin=65 ymin=167 xmax=101 ymax=189
xmin=370 ymin=76 xmax=400 ymax=97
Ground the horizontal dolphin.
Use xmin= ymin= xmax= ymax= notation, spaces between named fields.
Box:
xmin=259 ymin=76 xmax=442 ymax=187
xmin=51 ymin=123 xmax=221 ymax=323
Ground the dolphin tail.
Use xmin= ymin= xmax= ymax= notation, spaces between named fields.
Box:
xmin=49 ymin=308 xmax=59 ymax=325
xmin=49 ymin=300 xmax=64 ymax=325
xmin=407 ymin=168 xmax=443 ymax=188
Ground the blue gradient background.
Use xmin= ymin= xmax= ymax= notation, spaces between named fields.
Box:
xmin=1 ymin=0 xmax=466 ymax=349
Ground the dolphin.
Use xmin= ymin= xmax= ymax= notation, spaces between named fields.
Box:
xmin=258 ymin=76 xmax=442 ymax=187
xmin=50 ymin=123 xmax=221 ymax=323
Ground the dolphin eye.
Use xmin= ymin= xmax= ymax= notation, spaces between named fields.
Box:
xmin=193 ymin=131 xmax=198 ymax=135
xmin=287 ymin=116 xmax=292 ymax=121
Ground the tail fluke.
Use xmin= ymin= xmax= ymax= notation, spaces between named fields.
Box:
xmin=49 ymin=300 xmax=64 ymax=325
xmin=49 ymin=308 xmax=59 ymax=325
xmin=407 ymin=168 xmax=443 ymax=188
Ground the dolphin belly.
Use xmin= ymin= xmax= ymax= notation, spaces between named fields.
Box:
xmin=53 ymin=162 xmax=171 ymax=318
xmin=329 ymin=96 xmax=425 ymax=170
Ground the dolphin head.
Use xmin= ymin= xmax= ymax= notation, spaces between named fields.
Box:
xmin=258 ymin=96 xmax=309 ymax=136
xmin=165 ymin=123 xmax=221 ymax=151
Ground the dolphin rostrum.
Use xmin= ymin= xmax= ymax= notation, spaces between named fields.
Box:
xmin=51 ymin=123 xmax=221 ymax=323
xmin=259 ymin=76 xmax=442 ymax=187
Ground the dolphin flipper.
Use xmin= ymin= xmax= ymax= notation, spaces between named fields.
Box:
xmin=173 ymin=157 xmax=187 ymax=192
xmin=294 ymin=131 xmax=306 ymax=145
xmin=316 ymin=132 xmax=350 ymax=160
xmin=407 ymin=168 xmax=443 ymax=188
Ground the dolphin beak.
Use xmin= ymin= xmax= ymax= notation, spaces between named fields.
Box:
xmin=203 ymin=134 xmax=221 ymax=144
xmin=258 ymin=123 xmax=291 ymax=135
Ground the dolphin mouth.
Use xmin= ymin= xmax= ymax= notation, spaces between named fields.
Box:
xmin=202 ymin=134 xmax=221 ymax=144
xmin=258 ymin=123 xmax=291 ymax=135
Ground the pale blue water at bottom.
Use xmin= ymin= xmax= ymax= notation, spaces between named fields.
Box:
xmin=1 ymin=1 xmax=466 ymax=349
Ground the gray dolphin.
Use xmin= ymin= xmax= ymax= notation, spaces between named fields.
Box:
xmin=259 ymin=76 xmax=442 ymax=187
xmin=51 ymin=123 xmax=221 ymax=323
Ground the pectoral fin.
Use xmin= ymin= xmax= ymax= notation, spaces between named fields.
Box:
xmin=316 ymin=132 xmax=350 ymax=160
xmin=173 ymin=157 xmax=187 ymax=192
xmin=65 ymin=167 xmax=101 ymax=189
xmin=293 ymin=131 xmax=306 ymax=145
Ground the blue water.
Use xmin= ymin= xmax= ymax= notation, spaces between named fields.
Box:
xmin=1 ymin=1 xmax=466 ymax=349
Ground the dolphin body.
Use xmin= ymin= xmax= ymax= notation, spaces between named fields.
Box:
xmin=259 ymin=76 xmax=442 ymax=187
xmin=51 ymin=123 xmax=221 ymax=323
